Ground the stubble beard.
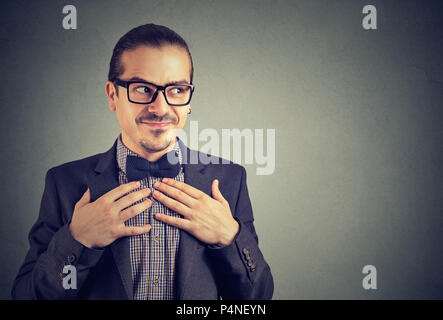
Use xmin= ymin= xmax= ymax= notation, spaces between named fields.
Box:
xmin=139 ymin=128 xmax=177 ymax=153
xmin=135 ymin=112 xmax=180 ymax=153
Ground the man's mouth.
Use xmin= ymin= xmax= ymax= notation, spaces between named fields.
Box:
xmin=140 ymin=121 xmax=172 ymax=128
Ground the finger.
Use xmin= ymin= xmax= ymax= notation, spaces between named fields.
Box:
xmin=153 ymin=181 xmax=195 ymax=208
xmin=76 ymin=188 xmax=91 ymax=208
xmin=160 ymin=178 xmax=205 ymax=199
xmin=115 ymin=187 xmax=151 ymax=212
xmin=120 ymin=224 xmax=151 ymax=237
xmin=119 ymin=198 xmax=152 ymax=222
xmin=155 ymin=213 xmax=190 ymax=230
xmin=100 ymin=181 xmax=141 ymax=204
xmin=152 ymin=190 xmax=191 ymax=217
xmin=211 ymin=179 xmax=227 ymax=204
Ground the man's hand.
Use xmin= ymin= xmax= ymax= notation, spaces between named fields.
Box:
xmin=153 ymin=178 xmax=239 ymax=248
xmin=69 ymin=181 xmax=152 ymax=248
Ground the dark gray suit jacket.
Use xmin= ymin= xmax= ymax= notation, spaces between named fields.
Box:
xmin=12 ymin=138 xmax=273 ymax=299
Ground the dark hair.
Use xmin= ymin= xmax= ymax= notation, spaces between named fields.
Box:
xmin=108 ymin=23 xmax=194 ymax=84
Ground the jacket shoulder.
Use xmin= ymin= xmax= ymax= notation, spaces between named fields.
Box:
xmin=46 ymin=151 xmax=108 ymax=183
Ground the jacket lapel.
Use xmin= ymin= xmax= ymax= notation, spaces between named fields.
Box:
xmin=86 ymin=140 xmax=134 ymax=300
xmin=175 ymin=138 xmax=211 ymax=299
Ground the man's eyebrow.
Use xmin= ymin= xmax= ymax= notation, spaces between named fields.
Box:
xmin=165 ymin=79 xmax=191 ymax=85
xmin=127 ymin=76 xmax=150 ymax=82
xmin=127 ymin=76 xmax=191 ymax=85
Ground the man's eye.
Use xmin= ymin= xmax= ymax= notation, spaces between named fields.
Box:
xmin=135 ymin=86 xmax=152 ymax=93
xmin=171 ymin=87 xmax=182 ymax=94
xmin=169 ymin=87 xmax=184 ymax=94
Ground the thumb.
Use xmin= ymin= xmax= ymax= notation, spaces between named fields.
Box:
xmin=211 ymin=179 xmax=226 ymax=203
xmin=76 ymin=188 xmax=91 ymax=208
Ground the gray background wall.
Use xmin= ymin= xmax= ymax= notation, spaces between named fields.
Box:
xmin=1 ymin=0 xmax=442 ymax=299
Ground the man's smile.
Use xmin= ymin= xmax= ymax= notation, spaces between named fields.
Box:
xmin=139 ymin=121 xmax=173 ymax=128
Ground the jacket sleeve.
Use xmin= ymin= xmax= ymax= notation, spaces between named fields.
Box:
xmin=11 ymin=168 xmax=104 ymax=299
xmin=206 ymin=166 xmax=274 ymax=299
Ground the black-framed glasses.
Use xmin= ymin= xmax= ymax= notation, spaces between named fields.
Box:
xmin=113 ymin=79 xmax=195 ymax=106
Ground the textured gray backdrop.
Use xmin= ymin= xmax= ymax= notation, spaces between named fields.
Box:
xmin=1 ymin=0 xmax=442 ymax=299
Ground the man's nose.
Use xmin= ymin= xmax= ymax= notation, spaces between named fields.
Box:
xmin=147 ymin=90 xmax=170 ymax=116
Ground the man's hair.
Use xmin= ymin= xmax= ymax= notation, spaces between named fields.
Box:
xmin=108 ymin=23 xmax=194 ymax=84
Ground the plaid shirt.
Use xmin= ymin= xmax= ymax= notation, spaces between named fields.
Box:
xmin=116 ymin=135 xmax=183 ymax=300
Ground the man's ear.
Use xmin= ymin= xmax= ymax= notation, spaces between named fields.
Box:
xmin=105 ymin=81 xmax=117 ymax=111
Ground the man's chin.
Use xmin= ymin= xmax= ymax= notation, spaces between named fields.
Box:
xmin=139 ymin=135 xmax=176 ymax=153
xmin=137 ymin=125 xmax=180 ymax=151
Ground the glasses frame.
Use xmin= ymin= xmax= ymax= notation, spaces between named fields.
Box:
xmin=112 ymin=78 xmax=195 ymax=106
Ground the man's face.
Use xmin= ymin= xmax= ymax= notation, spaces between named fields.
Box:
xmin=106 ymin=45 xmax=192 ymax=158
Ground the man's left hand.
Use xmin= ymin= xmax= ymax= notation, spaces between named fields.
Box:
xmin=153 ymin=178 xmax=239 ymax=248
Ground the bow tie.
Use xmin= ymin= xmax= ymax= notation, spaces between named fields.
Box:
xmin=125 ymin=150 xmax=181 ymax=181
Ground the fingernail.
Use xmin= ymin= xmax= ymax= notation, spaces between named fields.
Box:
xmin=154 ymin=182 xmax=160 ymax=188
xmin=162 ymin=178 xmax=168 ymax=183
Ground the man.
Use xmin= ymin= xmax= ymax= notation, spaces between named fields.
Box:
xmin=12 ymin=23 xmax=273 ymax=300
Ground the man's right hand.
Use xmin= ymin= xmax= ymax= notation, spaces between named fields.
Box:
xmin=69 ymin=181 xmax=152 ymax=248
